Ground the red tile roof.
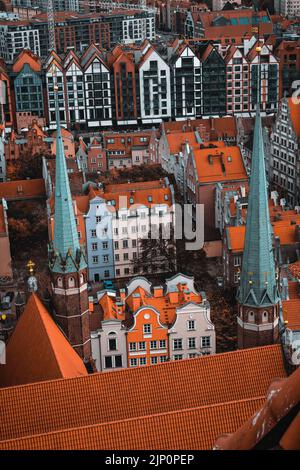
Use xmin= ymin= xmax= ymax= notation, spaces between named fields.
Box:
xmin=0 ymin=397 xmax=265 ymax=450
xmin=0 ymin=294 xmax=87 ymax=388
xmin=0 ymin=345 xmax=286 ymax=442
xmin=215 ymin=364 xmax=300 ymax=450
xmin=193 ymin=145 xmax=248 ymax=184
xmin=0 ymin=179 xmax=45 ymax=201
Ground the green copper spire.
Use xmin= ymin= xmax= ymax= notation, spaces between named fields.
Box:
xmin=49 ymin=85 xmax=87 ymax=274
xmin=238 ymin=48 xmax=279 ymax=307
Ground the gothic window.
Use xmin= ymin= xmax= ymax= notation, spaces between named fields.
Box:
xmin=248 ymin=311 xmax=255 ymax=323
xmin=57 ymin=277 xmax=63 ymax=288
xmin=262 ymin=311 xmax=268 ymax=323
xmin=69 ymin=277 xmax=75 ymax=288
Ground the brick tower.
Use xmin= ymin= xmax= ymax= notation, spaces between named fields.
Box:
xmin=237 ymin=47 xmax=280 ymax=349
xmin=48 ymin=84 xmax=91 ymax=359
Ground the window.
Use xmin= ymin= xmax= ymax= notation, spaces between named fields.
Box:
xmin=123 ymin=240 xmax=128 ymax=248
xmin=174 ymin=354 xmax=183 ymax=361
xmin=151 ymin=357 xmax=158 ymax=365
xmin=140 ymin=357 xmax=147 ymax=366
xmin=108 ymin=338 xmax=117 ymax=351
xmin=123 ymin=253 xmax=129 ymax=261
xmin=189 ymin=353 xmax=197 ymax=358
xmin=160 ymin=355 xmax=167 ymax=363
xmin=187 ymin=320 xmax=195 ymax=331
xmin=262 ymin=311 xmax=268 ymax=323
xmin=115 ymin=355 xmax=122 ymax=368
xmin=248 ymin=311 xmax=254 ymax=323
xmin=114 ymin=241 xmax=119 ymax=249
xmin=143 ymin=324 xmax=151 ymax=334
xmin=173 ymin=339 xmax=183 ymax=350
xmin=129 ymin=342 xmax=137 ymax=351
xmin=102 ymin=242 xmax=108 ymax=249
xmin=103 ymin=255 xmax=109 ymax=263
xmin=130 ymin=358 xmax=138 ymax=367
xmin=188 ymin=337 xmax=196 ymax=349
xmin=115 ymin=254 xmax=120 ymax=261
xmin=139 ymin=341 xmax=146 ymax=350
xmin=96 ymin=216 xmax=101 ymax=223
xmin=92 ymin=256 xmax=99 ymax=264
xmin=201 ymin=336 xmax=211 ymax=348
xmin=104 ymin=270 xmax=110 ymax=278
xmin=159 ymin=339 xmax=166 ymax=349
xmin=91 ymin=229 xmax=97 ymax=238
xmin=234 ymin=257 xmax=241 ymax=267
xmin=104 ymin=356 xmax=113 ymax=369
xmin=92 ymin=243 xmax=98 ymax=251
xmin=150 ymin=340 xmax=157 ymax=350
xmin=57 ymin=277 xmax=63 ymax=288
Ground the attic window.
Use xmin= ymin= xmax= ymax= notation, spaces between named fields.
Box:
xmin=148 ymin=195 xmax=153 ymax=202
xmin=129 ymin=197 xmax=134 ymax=204
xmin=17 ymin=185 xmax=23 ymax=192
xmin=208 ymin=155 xmax=213 ymax=165
xmin=164 ymin=194 xmax=169 ymax=201
xmin=228 ymin=156 xmax=232 ymax=162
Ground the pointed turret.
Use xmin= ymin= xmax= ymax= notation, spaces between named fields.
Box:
xmin=49 ymin=85 xmax=86 ymax=274
xmin=237 ymin=47 xmax=279 ymax=349
xmin=48 ymin=82 xmax=91 ymax=359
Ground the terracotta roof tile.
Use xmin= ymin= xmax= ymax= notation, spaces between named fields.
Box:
xmin=193 ymin=146 xmax=247 ymax=184
xmin=0 ymin=294 xmax=87 ymax=388
xmin=215 ymin=363 xmax=300 ymax=450
xmin=0 ymin=345 xmax=286 ymax=442
xmin=0 ymin=397 xmax=265 ymax=450
xmin=0 ymin=179 xmax=45 ymax=201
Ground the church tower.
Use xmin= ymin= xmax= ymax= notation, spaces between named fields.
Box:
xmin=237 ymin=47 xmax=280 ymax=349
xmin=48 ymin=84 xmax=91 ymax=359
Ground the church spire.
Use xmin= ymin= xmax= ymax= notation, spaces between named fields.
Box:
xmin=238 ymin=47 xmax=279 ymax=308
xmin=49 ymin=83 xmax=86 ymax=274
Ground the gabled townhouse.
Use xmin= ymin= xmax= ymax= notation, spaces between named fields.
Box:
xmin=103 ymin=129 xmax=157 ymax=169
xmin=168 ymin=40 xmax=202 ymax=121
xmin=76 ymin=137 xmax=88 ymax=172
xmin=159 ymin=126 xmax=202 ymax=197
xmin=107 ymin=45 xmax=138 ymax=125
xmin=90 ymin=273 xmax=216 ymax=371
xmin=91 ymin=290 xmax=127 ymax=372
xmin=138 ymin=43 xmax=171 ymax=124
xmin=247 ymin=41 xmax=280 ymax=114
xmin=85 ymin=137 xmax=107 ymax=174
xmin=225 ymin=45 xmax=251 ymax=117
xmin=81 ymin=44 xmax=112 ymax=128
xmin=10 ymin=49 xmax=45 ymax=130
xmin=270 ymin=97 xmax=300 ymax=207
xmin=197 ymin=44 xmax=226 ymax=117
xmin=45 ymin=51 xmax=67 ymax=128
xmin=186 ymin=141 xmax=248 ymax=240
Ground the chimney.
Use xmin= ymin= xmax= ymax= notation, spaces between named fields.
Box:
xmin=119 ymin=288 xmax=126 ymax=303
xmin=153 ymin=286 xmax=163 ymax=298
xmin=168 ymin=290 xmax=179 ymax=304
xmin=131 ymin=293 xmax=141 ymax=312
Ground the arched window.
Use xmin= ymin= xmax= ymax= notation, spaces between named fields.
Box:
xmin=248 ymin=311 xmax=255 ymax=323
xmin=69 ymin=277 xmax=75 ymax=288
xmin=57 ymin=277 xmax=63 ymax=288
xmin=80 ymin=273 xmax=84 ymax=285
xmin=262 ymin=311 xmax=268 ymax=323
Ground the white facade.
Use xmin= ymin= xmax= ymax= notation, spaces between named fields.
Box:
xmin=275 ymin=0 xmax=300 ymax=16
xmin=139 ymin=48 xmax=171 ymax=123
xmin=0 ymin=26 xmax=40 ymax=63
xmin=226 ymin=48 xmax=250 ymax=116
xmin=122 ymin=15 xmax=155 ymax=44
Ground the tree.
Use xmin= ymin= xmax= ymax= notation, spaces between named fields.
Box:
xmin=6 ymin=149 xmax=50 ymax=181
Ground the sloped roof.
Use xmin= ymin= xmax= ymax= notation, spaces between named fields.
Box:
xmin=0 ymin=345 xmax=286 ymax=442
xmin=215 ymin=362 xmax=300 ymax=450
xmin=0 ymin=179 xmax=45 ymax=201
xmin=193 ymin=145 xmax=247 ymax=184
xmin=0 ymin=294 xmax=87 ymax=388
xmin=0 ymin=397 xmax=265 ymax=450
